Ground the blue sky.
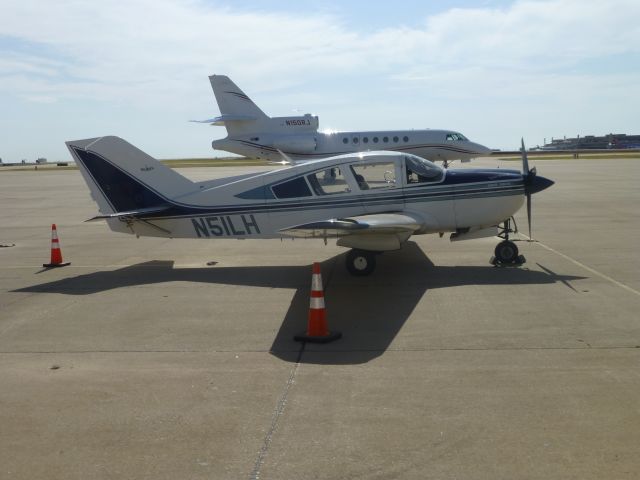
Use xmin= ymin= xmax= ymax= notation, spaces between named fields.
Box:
xmin=1 ymin=0 xmax=639 ymax=161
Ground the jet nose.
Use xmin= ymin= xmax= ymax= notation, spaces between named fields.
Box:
xmin=470 ymin=142 xmax=492 ymax=156
xmin=527 ymin=175 xmax=554 ymax=195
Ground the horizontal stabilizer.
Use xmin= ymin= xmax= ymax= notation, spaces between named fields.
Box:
xmin=189 ymin=114 xmax=257 ymax=126
xmin=86 ymin=205 xmax=171 ymax=222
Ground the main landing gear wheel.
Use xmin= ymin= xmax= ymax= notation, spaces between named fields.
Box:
xmin=346 ymin=249 xmax=377 ymax=276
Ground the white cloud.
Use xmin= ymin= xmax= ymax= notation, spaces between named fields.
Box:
xmin=0 ymin=0 xmax=638 ymax=156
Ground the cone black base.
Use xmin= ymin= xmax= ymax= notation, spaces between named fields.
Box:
xmin=294 ymin=331 xmax=342 ymax=344
xmin=43 ymin=262 xmax=71 ymax=268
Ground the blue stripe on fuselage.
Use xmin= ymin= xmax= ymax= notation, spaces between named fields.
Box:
xmin=440 ymin=169 xmax=522 ymax=185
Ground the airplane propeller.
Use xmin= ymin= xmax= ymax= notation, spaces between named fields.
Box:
xmin=521 ymin=138 xmax=554 ymax=240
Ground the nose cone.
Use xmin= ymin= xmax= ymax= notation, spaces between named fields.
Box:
xmin=527 ymin=175 xmax=554 ymax=194
xmin=469 ymin=141 xmax=492 ymax=157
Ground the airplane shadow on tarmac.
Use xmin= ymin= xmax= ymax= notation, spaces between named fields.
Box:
xmin=14 ymin=242 xmax=585 ymax=365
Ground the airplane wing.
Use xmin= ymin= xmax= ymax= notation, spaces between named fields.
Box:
xmin=279 ymin=213 xmax=423 ymax=238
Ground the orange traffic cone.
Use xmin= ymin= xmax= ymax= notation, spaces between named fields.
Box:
xmin=43 ymin=224 xmax=71 ymax=268
xmin=294 ymin=262 xmax=341 ymax=343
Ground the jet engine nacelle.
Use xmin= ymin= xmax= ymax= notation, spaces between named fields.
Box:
xmin=271 ymin=135 xmax=317 ymax=153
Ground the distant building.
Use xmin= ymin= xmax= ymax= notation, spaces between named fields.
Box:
xmin=36 ymin=157 xmax=47 ymax=164
xmin=539 ymin=133 xmax=640 ymax=150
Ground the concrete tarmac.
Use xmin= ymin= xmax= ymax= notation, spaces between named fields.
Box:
xmin=1 ymin=158 xmax=639 ymax=479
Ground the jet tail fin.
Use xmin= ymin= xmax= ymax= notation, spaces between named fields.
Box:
xmin=209 ymin=75 xmax=269 ymax=134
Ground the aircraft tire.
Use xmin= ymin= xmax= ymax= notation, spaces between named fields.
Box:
xmin=346 ymin=249 xmax=376 ymax=276
xmin=494 ymin=240 xmax=519 ymax=264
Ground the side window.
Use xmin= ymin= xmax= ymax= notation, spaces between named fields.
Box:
xmin=342 ymin=137 xmax=348 ymax=144
xmin=446 ymin=134 xmax=454 ymax=141
xmin=373 ymin=137 xmax=379 ymax=143
xmin=307 ymin=168 xmax=351 ymax=195
xmin=350 ymin=162 xmax=396 ymax=190
xmin=383 ymin=136 xmax=389 ymax=143
xmin=272 ymin=177 xmax=312 ymax=199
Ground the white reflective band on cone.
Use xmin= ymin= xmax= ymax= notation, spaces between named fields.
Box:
xmin=309 ymin=297 xmax=325 ymax=309
xmin=311 ymin=274 xmax=323 ymax=291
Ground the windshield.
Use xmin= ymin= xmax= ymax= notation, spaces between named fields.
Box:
xmin=405 ymin=155 xmax=444 ymax=183
xmin=445 ymin=132 xmax=468 ymax=141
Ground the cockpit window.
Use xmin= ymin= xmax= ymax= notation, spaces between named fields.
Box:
xmin=446 ymin=133 xmax=468 ymax=141
xmin=307 ymin=168 xmax=351 ymax=195
xmin=350 ymin=162 xmax=396 ymax=190
xmin=405 ymin=155 xmax=444 ymax=184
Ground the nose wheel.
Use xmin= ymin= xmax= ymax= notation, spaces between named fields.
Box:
xmin=494 ymin=240 xmax=519 ymax=263
xmin=491 ymin=218 xmax=526 ymax=267
xmin=346 ymin=249 xmax=377 ymax=276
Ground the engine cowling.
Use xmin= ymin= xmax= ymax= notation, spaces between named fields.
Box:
xmin=271 ymin=135 xmax=317 ymax=154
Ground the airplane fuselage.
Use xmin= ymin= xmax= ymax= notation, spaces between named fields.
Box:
xmin=213 ymin=128 xmax=491 ymax=163
xmin=92 ymin=151 xmax=524 ymax=241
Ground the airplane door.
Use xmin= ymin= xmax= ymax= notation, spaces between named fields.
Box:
xmin=349 ymin=158 xmax=404 ymax=214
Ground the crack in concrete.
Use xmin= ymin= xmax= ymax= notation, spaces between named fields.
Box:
xmin=248 ymin=343 xmax=304 ymax=480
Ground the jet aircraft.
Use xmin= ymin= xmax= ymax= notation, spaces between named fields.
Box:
xmin=193 ymin=75 xmax=492 ymax=165
xmin=67 ymin=137 xmax=552 ymax=275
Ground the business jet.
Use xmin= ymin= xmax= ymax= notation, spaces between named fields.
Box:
xmin=67 ymin=136 xmax=552 ymax=275
xmin=192 ymin=75 xmax=492 ymax=166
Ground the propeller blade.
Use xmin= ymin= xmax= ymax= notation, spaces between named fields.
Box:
xmin=521 ymin=138 xmax=529 ymax=175
xmin=526 ymin=192 xmax=532 ymax=240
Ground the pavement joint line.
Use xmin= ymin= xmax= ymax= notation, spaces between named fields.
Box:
xmin=1 ymin=265 xmax=143 ymax=269
xmin=522 ymin=235 xmax=640 ymax=298
xmin=248 ymin=343 xmax=305 ymax=480
xmin=1 ymin=345 xmax=640 ymax=355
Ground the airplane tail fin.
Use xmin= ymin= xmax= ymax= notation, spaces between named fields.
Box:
xmin=66 ymin=136 xmax=195 ymax=226
xmin=209 ymin=75 xmax=269 ymax=134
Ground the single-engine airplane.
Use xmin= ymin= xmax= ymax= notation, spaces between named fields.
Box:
xmin=192 ymin=75 xmax=492 ymax=166
xmin=67 ymin=137 xmax=552 ymax=275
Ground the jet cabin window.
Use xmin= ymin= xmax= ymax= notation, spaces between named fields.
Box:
xmin=307 ymin=169 xmax=351 ymax=195
xmin=405 ymin=155 xmax=444 ymax=184
xmin=350 ymin=162 xmax=396 ymax=190
xmin=272 ymin=177 xmax=312 ymax=199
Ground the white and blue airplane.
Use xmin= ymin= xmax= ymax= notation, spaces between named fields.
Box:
xmin=193 ymin=75 xmax=492 ymax=165
xmin=66 ymin=136 xmax=552 ymax=275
